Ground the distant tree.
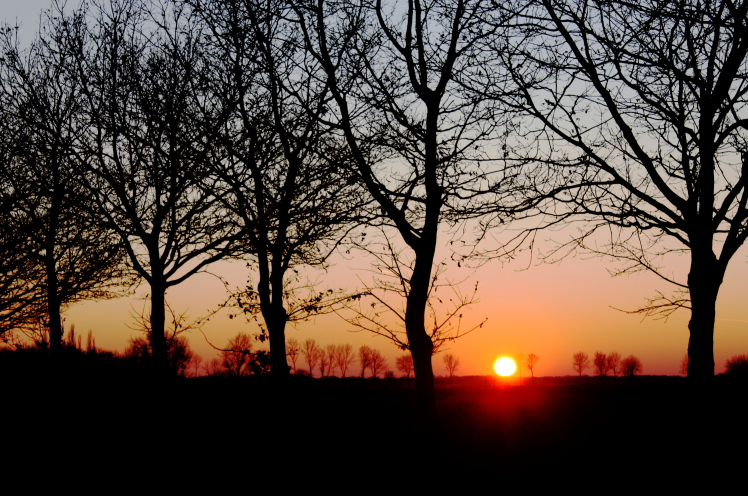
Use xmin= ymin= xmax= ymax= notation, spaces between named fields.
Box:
xmin=319 ymin=347 xmax=331 ymax=378
xmin=190 ymin=354 xmax=204 ymax=378
xmin=443 ymin=354 xmax=461 ymax=387
xmin=572 ymin=352 xmax=590 ymax=385
xmin=221 ymin=333 xmax=254 ymax=377
xmin=396 ymin=355 xmax=415 ymax=387
xmin=287 ymin=338 xmax=300 ymax=374
xmin=526 ymin=354 xmax=539 ymax=384
xmin=679 ymin=355 xmax=690 ymax=377
xmin=358 ymin=345 xmax=374 ymax=379
xmin=334 ymin=344 xmax=355 ymax=379
xmin=369 ymin=349 xmax=388 ymax=379
xmin=593 ymin=352 xmax=608 ymax=385
xmin=325 ymin=344 xmax=337 ymax=377
xmin=125 ymin=301 xmax=197 ymax=376
xmin=607 ymin=352 xmax=622 ymax=377
xmin=621 ymin=356 xmax=643 ymax=384
xmin=205 ymin=358 xmax=224 ymax=376
xmin=725 ymin=355 xmax=748 ymax=376
xmin=301 ymin=338 xmax=323 ymax=377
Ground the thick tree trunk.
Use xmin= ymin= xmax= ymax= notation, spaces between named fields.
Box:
xmin=150 ymin=278 xmax=168 ymax=374
xmin=686 ymin=253 xmax=723 ymax=381
xmin=265 ymin=310 xmax=290 ymax=377
xmin=406 ymin=245 xmax=438 ymax=433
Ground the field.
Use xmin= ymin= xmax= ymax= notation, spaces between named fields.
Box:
xmin=6 ymin=372 xmax=746 ymax=482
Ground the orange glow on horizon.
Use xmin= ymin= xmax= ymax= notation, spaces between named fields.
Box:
xmin=494 ymin=357 xmax=517 ymax=376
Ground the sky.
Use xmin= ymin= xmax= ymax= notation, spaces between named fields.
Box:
xmin=4 ymin=0 xmax=748 ymax=377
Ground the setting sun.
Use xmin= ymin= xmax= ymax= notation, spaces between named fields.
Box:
xmin=494 ymin=357 xmax=517 ymax=376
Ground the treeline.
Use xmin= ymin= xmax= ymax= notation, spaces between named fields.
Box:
xmin=3 ymin=0 xmax=748 ymax=425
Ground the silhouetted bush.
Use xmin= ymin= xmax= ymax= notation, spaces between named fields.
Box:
xmin=725 ymin=355 xmax=748 ymax=376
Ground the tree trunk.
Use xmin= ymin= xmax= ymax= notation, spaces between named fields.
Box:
xmin=406 ymin=247 xmax=437 ymax=434
xmin=264 ymin=307 xmax=290 ymax=377
xmin=150 ymin=278 xmax=168 ymax=374
xmin=686 ymin=250 xmax=723 ymax=381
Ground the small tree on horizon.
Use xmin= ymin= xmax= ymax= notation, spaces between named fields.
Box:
xmin=621 ymin=355 xmax=643 ymax=384
xmin=358 ymin=345 xmax=374 ymax=379
xmin=593 ymin=352 xmax=608 ymax=385
xmin=396 ymin=354 xmax=415 ymax=387
xmin=301 ymin=338 xmax=323 ymax=378
xmin=607 ymin=352 xmax=622 ymax=377
xmin=526 ymin=354 xmax=539 ymax=384
xmin=443 ymin=353 xmax=461 ymax=387
xmin=572 ymin=352 xmax=590 ymax=385
xmin=334 ymin=344 xmax=355 ymax=380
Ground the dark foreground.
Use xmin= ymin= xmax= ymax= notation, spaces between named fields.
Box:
xmin=6 ymin=373 xmax=747 ymax=483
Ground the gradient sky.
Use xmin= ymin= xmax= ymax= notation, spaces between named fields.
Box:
xmin=6 ymin=1 xmax=748 ymax=377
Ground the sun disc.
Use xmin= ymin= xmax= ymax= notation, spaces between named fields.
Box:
xmin=494 ymin=357 xmax=517 ymax=376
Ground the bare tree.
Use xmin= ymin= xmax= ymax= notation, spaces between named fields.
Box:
xmin=0 ymin=8 xmax=131 ymax=351
xmin=572 ymin=351 xmax=590 ymax=385
xmin=190 ymin=354 xmax=204 ymax=378
xmin=607 ymin=352 xmax=622 ymax=377
xmin=67 ymin=0 xmax=242 ymax=372
xmin=680 ymin=354 xmax=690 ymax=377
xmin=593 ymin=352 xmax=608 ymax=385
xmin=510 ymin=0 xmax=748 ymax=381
xmin=526 ymin=353 xmax=539 ymax=383
xmin=369 ymin=348 xmax=389 ymax=378
xmin=620 ymin=355 xmax=643 ymax=383
xmin=396 ymin=354 xmax=415 ymax=386
xmin=334 ymin=343 xmax=355 ymax=379
xmin=189 ymin=0 xmax=367 ymax=377
xmin=301 ymin=338 xmax=323 ymax=377
xmin=358 ymin=345 xmax=373 ymax=379
xmin=287 ymin=338 xmax=301 ymax=374
xmin=221 ymin=333 xmax=255 ymax=377
xmin=443 ymin=353 xmax=461 ymax=386
xmin=325 ymin=344 xmax=338 ymax=377
xmin=295 ymin=0 xmax=531 ymax=426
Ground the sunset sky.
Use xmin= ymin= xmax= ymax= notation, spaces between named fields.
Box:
xmin=5 ymin=1 xmax=748 ymax=377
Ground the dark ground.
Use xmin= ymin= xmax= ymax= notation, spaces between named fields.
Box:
xmin=5 ymin=369 xmax=747 ymax=484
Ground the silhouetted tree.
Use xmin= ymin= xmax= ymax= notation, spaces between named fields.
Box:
xmin=301 ymin=338 xmax=323 ymax=377
xmin=511 ymin=0 xmax=748 ymax=381
xmin=287 ymin=338 xmax=300 ymax=373
xmin=358 ymin=345 xmax=373 ymax=379
xmin=620 ymin=355 xmax=643 ymax=384
xmin=443 ymin=353 xmax=460 ymax=386
xmin=221 ymin=333 xmax=255 ymax=377
xmin=190 ymin=0 xmax=366 ymax=377
xmin=526 ymin=353 xmax=539 ymax=383
xmin=295 ymin=0 xmax=530 ymax=426
xmin=680 ymin=354 xmax=690 ymax=377
xmin=593 ymin=352 xmax=608 ymax=385
xmin=607 ymin=352 xmax=622 ymax=377
xmin=572 ymin=351 xmax=590 ymax=385
xmin=369 ymin=348 xmax=389 ymax=378
xmin=68 ymin=0 xmax=241 ymax=372
xmin=334 ymin=343 xmax=354 ymax=379
xmin=0 ymin=8 xmax=131 ymax=351
xmin=396 ymin=354 xmax=414 ymax=387
xmin=324 ymin=344 xmax=337 ymax=377
xmin=725 ymin=355 xmax=748 ymax=376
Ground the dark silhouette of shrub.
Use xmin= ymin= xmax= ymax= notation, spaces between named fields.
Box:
xmin=725 ymin=355 xmax=748 ymax=376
